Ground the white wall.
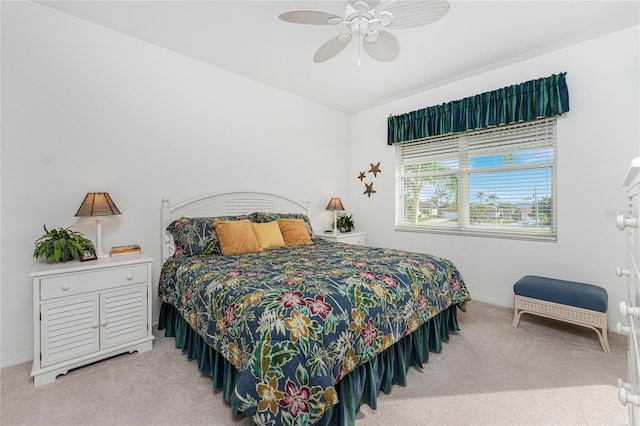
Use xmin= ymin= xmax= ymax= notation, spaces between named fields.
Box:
xmin=348 ymin=26 xmax=640 ymax=327
xmin=0 ymin=2 xmax=350 ymax=366
xmin=2 ymin=1 xmax=637 ymax=368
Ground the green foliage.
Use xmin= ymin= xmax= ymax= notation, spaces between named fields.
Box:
xmin=33 ymin=225 xmax=95 ymax=263
xmin=295 ymin=363 xmax=309 ymax=386
xmin=336 ymin=214 xmax=355 ymax=232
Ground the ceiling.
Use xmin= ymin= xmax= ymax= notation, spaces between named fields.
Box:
xmin=40 ymin=0 xmax=639 ymax=114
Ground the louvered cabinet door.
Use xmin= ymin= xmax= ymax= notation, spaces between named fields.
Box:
xmin=40 ymin=295 xmax=100 ymax=367
xmin=100 ymin=285 xmax=148 ymax=350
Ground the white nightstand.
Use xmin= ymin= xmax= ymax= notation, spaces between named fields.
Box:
xmin=30 ymin=254 xmax=155 ymax=387
xmin=316 ymin=231 xmax=366 ymax=245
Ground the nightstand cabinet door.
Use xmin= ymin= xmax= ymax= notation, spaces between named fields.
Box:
xmin=100 ymin=285 xmax=148 ymax=349
xmin=40 ymin=295 xmax=100 ymax=368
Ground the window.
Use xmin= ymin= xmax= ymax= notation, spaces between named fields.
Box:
xmin=395 ymin=118 xmax=556 ymax=241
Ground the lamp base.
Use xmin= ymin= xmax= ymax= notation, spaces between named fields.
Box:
xmin=95 ymin=249 xmax=109 ymax=259
xmin=94 ymin=218 xmax=108 ymax=258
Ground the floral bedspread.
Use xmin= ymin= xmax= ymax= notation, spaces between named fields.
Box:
xmin=158 ymin=238 xmax=470 ymax=425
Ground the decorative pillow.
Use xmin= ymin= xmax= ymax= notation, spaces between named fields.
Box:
xmin=249 ymin=212 xmax=314 ymax=237
xmin=251 ymin=221 xmax=285 ymax=250
xmin=277 ymin=219 xmax=313 ymax=247
xmin=213 ymin=219 xmax=261 ymax=256
xmin=166 ymin=215 xmax=247 ymax=257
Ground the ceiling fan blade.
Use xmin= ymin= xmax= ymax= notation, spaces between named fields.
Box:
xmin=314 ymin=33 xmax=353 ymax=63
xmin=348 ymin=0 xmax=381 ymax=12
xmin=279 ymin=9 xmax=343 ymax=25
xmin=379 ymin=0 xmax=450 ymax=29
xmin=363 ymin=30 xmax=400 ymax=62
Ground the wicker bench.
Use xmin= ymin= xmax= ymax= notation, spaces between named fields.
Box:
xmin=512 ymin=275 xmax=610 ymax=352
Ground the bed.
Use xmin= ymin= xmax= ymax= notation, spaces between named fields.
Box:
xmin=158 ymin=191 xmax=471 ymax=425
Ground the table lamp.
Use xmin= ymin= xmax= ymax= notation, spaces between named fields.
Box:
xmin=326 ymin=197 xmax=345 ymax=234
xmin=75 ymin=192 xmax=121 ymax=258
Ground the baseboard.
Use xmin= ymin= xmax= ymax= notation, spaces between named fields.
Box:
xmin=469 ymin=295 xmax=512 ymax=309
xmin=1 ymin=349 xmax=32 ymax=369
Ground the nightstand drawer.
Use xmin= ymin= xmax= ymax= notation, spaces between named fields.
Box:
xmin=316 ymin=232 xmax=366 ymax=246
xmin=39 ymin=264 xmax=148 ymax=300
xmin=342 ymin=234 xmax=366 ymax=245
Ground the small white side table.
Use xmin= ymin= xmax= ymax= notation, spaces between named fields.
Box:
xmin=30 ymin=254 xmax=155 ymax=387
xmin=315 ymin=231 xmax=366 ymax=245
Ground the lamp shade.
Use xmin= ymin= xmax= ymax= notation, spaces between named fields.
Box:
xmin=75 ymin=193 xmax=122 ymax=217
xmin=326 ymin=197 xmax=345 ymax=211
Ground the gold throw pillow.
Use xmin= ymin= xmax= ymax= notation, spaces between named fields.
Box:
xmin=213 ymin=219 xmax=261 ymax=256
xmin=277 ymin=219 xmax=313 ymax=247
xmin=251 ymin=221 xmax=285 ymax=250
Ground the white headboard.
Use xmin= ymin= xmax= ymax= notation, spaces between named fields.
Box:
xmin=161 ymin=191 xmax=311 ymax=261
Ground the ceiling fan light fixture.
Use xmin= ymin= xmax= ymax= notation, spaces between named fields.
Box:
xmin=280 ymin=0 xmax=450 ymax=64
xmin=349 ymin=0 xmax=380 ymax=12
xmin=350 ymin=17 xmax=369 ymax=37
xmin=352 ymin=1 xmax=368 ymax=12
xmin=364 ymin=30 xmax=379 ymax=43
xmin=379 ymin=10 xmax=393 ymax=26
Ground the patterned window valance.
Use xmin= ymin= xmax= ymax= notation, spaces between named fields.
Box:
xmin=387 ymin=72 xmax=569 ymax=145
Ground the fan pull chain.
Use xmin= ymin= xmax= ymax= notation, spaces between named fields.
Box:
xmin=358 ymin=25 xmax=361 ymax=66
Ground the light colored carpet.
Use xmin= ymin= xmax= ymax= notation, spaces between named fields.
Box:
xmin=0 ymin=301 xmax=629 ymax=425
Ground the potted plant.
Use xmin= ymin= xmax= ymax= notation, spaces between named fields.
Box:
xmin=336 ymin=214 xmax=355 ymax=233
xmin=33 ymin=225 xmax=95 ymax=263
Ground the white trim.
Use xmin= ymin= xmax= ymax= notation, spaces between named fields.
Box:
xmin=0 ymin=350 xmax=33 ymax=368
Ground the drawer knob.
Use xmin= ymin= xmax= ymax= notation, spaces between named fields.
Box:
xmin=616 ymin=323 xmax=630 ymax=335
xmin=101 ymin=320 xmax=107 ymax=327
xmin=126 ymin=274 xmax=133 ymax=281
xmin=62 ymin=284 xmax=70 ymax=291
xmin=618 ymin=378 xmax=631 ymax=390
xmin=616 ymin=214 xmax=638 ymax=230
xmin=616 ymin=323 xmax=629 ymax=336
xmin=92 ymin=322 xmax=99 ymax=329
xmin=618 ymin=386 xmax=640 ymax=407
xmin=616 ymin=267 xmax=630 ymax=277
xmin=619 ymin=301 xmax=640 ymax=319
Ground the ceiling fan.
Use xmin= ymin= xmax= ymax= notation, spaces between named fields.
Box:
xmin=278 ymin=0 xmax=450 ymax=64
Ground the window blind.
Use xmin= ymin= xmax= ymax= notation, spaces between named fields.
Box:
xmin=396 ymin=118 xmax=557 ymax=241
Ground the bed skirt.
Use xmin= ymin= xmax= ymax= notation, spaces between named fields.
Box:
xmin=158 ymin=301 xmax=462 ymax=425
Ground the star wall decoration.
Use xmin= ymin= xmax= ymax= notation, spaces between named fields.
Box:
xmin=368 ymin=162 xmax=382 ymax=177
xmin=364 ymin=182 xmax=376 ymax=198
xmin=357 ymin=161 xmax=381 ymax=197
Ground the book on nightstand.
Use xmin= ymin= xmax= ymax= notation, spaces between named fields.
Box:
xmin=110 ymin=244 xmax=141 ymax=256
